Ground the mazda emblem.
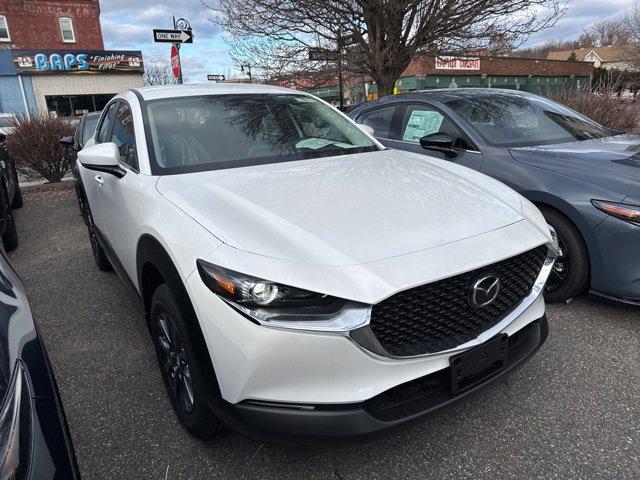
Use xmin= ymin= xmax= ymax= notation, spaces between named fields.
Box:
xmin=470 ymin=275 xmax=501 ymax=308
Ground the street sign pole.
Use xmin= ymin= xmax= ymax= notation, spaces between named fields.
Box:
xmin=154 ymin=17 xmax=193 ymax=84
xmin=173 ymin=16 xmax=183 ymax=85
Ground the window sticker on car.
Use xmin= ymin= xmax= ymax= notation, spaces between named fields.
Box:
xmin=403 ymin=110 xmax=444 ymax=142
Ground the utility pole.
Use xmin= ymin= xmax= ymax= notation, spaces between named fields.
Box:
xmin=337 ymin=27 xmax=344 ymax=110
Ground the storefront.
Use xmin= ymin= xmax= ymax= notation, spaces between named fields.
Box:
xmin=301 ymin=55 xmax=593 ymax=103
xmin=0 ymin=49 xmax=145 ymax=117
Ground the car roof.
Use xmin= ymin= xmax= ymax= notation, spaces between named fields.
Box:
xmin=133 ymin=83 xmax=303 ymax=101
xmin=356 ymin=87 xmax=538 ymax=110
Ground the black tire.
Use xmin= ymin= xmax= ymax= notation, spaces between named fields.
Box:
xmin=150 ymin=284 xmax=221 ymax=440
xmin=75 ymin=183 xmax=90 ymax=227
xmin=2 ymin=208 xmax=18 ymax=251
xmin=540 ymin=206 xmax=589 ymax=303
xmin=11 ymin=185 xmax=23 ymax=209
xmin=86 ymin=210 xmax=112 ymax=271
xmin=11 ymin=164 xmax=23 ymax=209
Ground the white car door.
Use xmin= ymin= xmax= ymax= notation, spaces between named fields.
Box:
xmin=99 ymin=100 xmax=141 ymax=282
xmin=79 ymin=102 xmax=118 ymax=232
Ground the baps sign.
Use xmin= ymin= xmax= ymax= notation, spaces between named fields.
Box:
xmin=11 ymin=50 xmax=144 ymax=74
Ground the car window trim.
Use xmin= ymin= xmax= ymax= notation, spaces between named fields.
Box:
xmin=394 ymin=101 xmax=482 ymax=154
xmin=95 ymin=100 xmax=119 ymax=144
xmin=110 ymin=99 xmax=140 ymax=174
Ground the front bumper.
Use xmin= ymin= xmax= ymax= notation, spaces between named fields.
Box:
xmin=223 ymin=316 xmax=548 ymax=445
xmin=589 ymin=212 xmax=640 ymax=305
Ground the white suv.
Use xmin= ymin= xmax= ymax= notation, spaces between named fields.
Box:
xmin=76 ymin=85 xmax=556 ymax=444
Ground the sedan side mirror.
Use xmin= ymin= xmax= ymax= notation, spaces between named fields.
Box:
xmin=78 ymin=143 xmax=125 ymax=178
xmin=419 ymin=132 xmax=458 ymax=158
xmin=59 ymin=136 xmax=74 ymax=148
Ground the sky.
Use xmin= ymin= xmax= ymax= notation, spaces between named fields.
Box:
xmin=99 ymin=0 xmax=637 ymax=83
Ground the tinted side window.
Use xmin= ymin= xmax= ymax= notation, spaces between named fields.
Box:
xmin=82 ymin=115 xmax=100 ymax=145
xmin=110 ymin=102 xmax=138 ymax=170
xmin=96 ymin=103 xmax=118 ymax=143
xmin=357 ymin=106 xmax=395 ymax=138
xmin=400 ymin=104 xmax=472 ymax=149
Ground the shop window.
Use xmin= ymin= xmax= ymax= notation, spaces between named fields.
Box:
xmin=59 ymin=17 xmax=75 ymax=43
xmin=0 ymin=16 xmax=10 ymax=42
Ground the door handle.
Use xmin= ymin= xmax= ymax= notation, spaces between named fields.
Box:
xmin=94 ymin=174 xmax=104 ymax=186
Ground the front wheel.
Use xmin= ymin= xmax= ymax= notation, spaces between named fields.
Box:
xmin=150 ymin=284 xmax=221 ymax=440
xmin=540 ymin=207 xmax=589 ymax=303
xmin=2 ymin=208 xmax=18 ymax=251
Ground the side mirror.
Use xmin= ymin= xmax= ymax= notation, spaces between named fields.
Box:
xmin=59 ymin=136 xmax=74 ymax=148
xmin=78 ymin=142 xmax=125 ymax=178
xmin=419 ymin=132 xmax=458 ymax=158
xmin=358 ymin=124 xmax=375 ymax=136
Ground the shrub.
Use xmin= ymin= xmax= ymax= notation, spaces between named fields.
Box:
xmin=6 ymin=115 xmax=75 ymax=183
xmin=549 ymin=79 xmax=640 ymax=134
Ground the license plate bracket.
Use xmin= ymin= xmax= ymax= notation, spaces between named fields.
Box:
xmin=449 ymin=334 xmax=508 ymax=394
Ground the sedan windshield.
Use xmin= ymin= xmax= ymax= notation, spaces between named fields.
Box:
xmin=146 ymin=94 xmax=378 ymax=174
xmin=446 ymin=93 xmax=619 ymax=147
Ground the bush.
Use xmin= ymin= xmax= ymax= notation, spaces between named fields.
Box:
xmin=6 ymin=115 xmax=75 ymax=183
xmin=549 ymin=79 xmax=640 ymax=134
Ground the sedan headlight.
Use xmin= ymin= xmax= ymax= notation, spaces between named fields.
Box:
xmin=592 ymin=200 xmax=640 ymax=226
xmin=197 ymin=260 xmax=340 ymax=309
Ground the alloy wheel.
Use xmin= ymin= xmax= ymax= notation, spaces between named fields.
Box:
xmin=155 ymin=312 xmax=195 ymax=414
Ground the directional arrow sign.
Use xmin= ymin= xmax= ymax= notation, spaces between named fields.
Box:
xmin=153 ymin=29 xmax=193 ymax=44
xmin=207 ymin=74 xmax=225 ymax=81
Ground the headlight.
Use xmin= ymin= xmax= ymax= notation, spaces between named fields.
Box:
xmin=592 ymin=200 xmax=640 ymax=226
xmin=196 ymin=260 xmax=339 ymax=309
xmin=197 ymin=260 xmax=363 ymax=329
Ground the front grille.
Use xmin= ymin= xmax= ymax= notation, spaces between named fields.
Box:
xmin=369 ymin=245 xmax=548 ymax=357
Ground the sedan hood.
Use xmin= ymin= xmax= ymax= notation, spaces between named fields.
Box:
xmin=509 ymin=134 xmax=640 ymax=187
xmin=157 ymin=150 xmax=525 ymax=266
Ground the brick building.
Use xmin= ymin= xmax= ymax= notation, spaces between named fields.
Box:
xmin=0 ymin=0 xmax=144 ymax=117
xmin=0 ymin=0 xmax=104 ymax=50
xmin=304 ymin=54 xmax=594 ymax=105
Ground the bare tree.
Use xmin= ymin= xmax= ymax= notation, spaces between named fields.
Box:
xmin=587 ymin=18 xmax=632 ymax=47
xmin=143 ymin=47 xmax=178 ymax=86
xmin=209 ymin=0 xmax=564 ymax=97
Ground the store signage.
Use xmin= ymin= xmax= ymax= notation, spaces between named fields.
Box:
xmin=153 ymin=29 xmax=194 ymax=44
xmin=11 ymin=50 xmax=144 ymax=74
xmin=435 ymin=56 xmax=480 ymax=70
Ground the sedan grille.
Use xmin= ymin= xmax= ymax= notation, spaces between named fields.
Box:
xmin=369 ymin=245 xmax=548 ymax=357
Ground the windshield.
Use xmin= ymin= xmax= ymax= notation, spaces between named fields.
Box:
xmin=446 ymin=93 xmax=618 ymax=147
xmin=146 ymin=94 xmax=379 ymax=174
xmin=82 ymin=115 xmax=100 ymax=144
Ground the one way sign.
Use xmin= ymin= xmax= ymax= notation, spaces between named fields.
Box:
xmin=153 ymin=29 xmax=194 ymax=44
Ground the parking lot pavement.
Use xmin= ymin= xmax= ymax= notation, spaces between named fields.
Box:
xmin=7 ymin=184 xmax=640 ymax=480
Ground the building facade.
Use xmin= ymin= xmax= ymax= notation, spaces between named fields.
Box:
xmin=304 ymin=55 xmax=594 ymax=104
xmin=0 ymin=0 xmax=143 ymax=118
xmin=0 ymin=0 xmax=104 ymax=50
xmin=548 ymin=46 xmax=638 ymax=71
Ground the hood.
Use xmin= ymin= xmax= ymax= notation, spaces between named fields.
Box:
xmin=509 ymin=134 xmax=640 ymax=189
xmin=157 ymin=150 xmax=525 ymax=266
